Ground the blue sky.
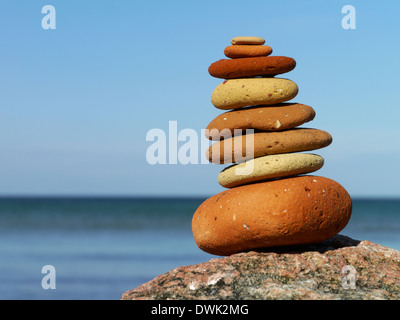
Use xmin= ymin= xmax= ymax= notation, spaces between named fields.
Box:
xmin=0 ymin=0 xmax=399 ymax=197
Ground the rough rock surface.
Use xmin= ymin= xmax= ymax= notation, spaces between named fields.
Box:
xmin=121 ymin=235 xmax=400 ymax=300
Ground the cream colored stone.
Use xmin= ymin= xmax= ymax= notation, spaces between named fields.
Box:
xmin=211 ymin=78 xmax=298 ymax=110
xmin=218 ymin=153 xmax=324 ymax=188
xmin=231 ymin=36 xmax=265 ymax=45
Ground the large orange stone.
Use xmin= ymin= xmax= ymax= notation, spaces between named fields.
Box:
xmin=192 ymin=176 xmax=352 ymax=256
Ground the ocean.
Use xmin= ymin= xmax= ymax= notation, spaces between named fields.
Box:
xmin=0 ymin=197 xmax=399 ymax=300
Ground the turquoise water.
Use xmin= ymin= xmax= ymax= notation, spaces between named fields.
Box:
xmin=0 ymin=197 xmax=399 ymax=300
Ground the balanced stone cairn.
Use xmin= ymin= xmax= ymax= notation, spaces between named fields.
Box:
xmin=192 ymin=36 xmax=352 ymax=256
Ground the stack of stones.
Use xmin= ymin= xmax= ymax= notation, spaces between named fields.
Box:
xmin=192 ymin=36 xmax=352 ymax=256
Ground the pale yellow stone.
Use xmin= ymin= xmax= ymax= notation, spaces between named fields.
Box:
xmin=211 ymin=78 xmax=298 ymax=110
xmin=218 ymin=153 xmax=324 ymax=188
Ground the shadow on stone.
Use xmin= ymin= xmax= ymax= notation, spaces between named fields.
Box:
xmin=251 ymin=234 xmax=361 ymax=255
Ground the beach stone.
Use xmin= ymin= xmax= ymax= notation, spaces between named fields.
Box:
xmin=206 ymin=128 xmax=332 ymax=164
xmin=218 ymin=153 xmax=324 ymax=188
xmin=191 ymin=175 xmax=352 ymax=256
xmin=231 ymin=36 xmax=265 ymax=45
xmin=224 ymin=45 xmax=273 ymax=58
xmin=205 ymin=103 xmax=316 ymax=140
xmin=122 ymin=235 xmax=400 ymax=300
xmin=208 ymin=56 xmax=296 ymax=79
xmin=211 ymin=78 xmax=298 ymax=110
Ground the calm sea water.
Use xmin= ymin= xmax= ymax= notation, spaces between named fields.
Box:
xmin=0 ymin=197 xmax=399 ymax=300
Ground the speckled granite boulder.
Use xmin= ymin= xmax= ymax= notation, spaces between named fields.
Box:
xmin=121 ymin=235 xmax=400 ymax=300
